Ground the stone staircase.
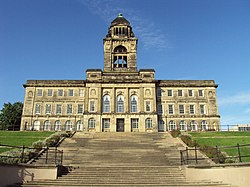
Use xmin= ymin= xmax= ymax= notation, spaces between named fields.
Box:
xmin=23 ymin=132 xmax=234 ymax=187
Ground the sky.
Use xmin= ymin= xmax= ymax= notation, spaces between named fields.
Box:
xmin=0 ymin=0 xmax=250 ymax=127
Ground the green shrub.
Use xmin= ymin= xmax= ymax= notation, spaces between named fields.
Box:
xmin=199 ymin=144 xmax=226 ymax=164
xmin=32 ymin=140 xmax=45 ymax=150
xmin=180 ymin=134 xmax=198 ymax=147
xmin=170 ymin=130 xmax=181 ymax=138
xmin=0 ymin=131 xmax=70 ymax=164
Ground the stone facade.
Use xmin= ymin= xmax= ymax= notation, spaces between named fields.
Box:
xmin=20 ymin=14 xmax=220 ymax=132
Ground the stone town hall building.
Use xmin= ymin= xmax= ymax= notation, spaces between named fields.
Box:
xmin=20 ymin=14 xmax=220 ymax=132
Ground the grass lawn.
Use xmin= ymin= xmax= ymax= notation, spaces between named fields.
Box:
xmin=0 ymin=131 xmax=54 ymax=153
xmin=189 ymin=132 xmax=250 ymax=162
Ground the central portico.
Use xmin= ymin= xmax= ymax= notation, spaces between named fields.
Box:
xmin=86 ymin=13 xmax=158 ymax=133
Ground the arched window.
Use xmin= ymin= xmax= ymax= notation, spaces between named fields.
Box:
xmin=65 ymin=120 xmax=72 ymax=131
xmin=88 ymin=118 xmax=95 ymax=129
xmin=190 ymin=120 xmax=197 ymax=131
xmin=113 ymin=45 xmax=127 ymax=68
xmin=130 ymin=95 xmax=138 ymax=113
xmin=179 ymin=120 xmax=187 ymax=131
xmin=168 ymin=121 xmax=176 ymax=131
xmin=201 ymin=120 xmax=208 ymax=131
xmin=54 ymin=120 xmax=61 ymax=131
xmin=103 ymin=95 xmax=110 ymax=113
xmin=117 ymin=95 xmax=124 ymax=113
xmin=76 ymin=120 xmax=83 ymax=131
xmin=33 ymin=120 xmax=40 ymax=131
xmin=145 ymin=118 xmax=152 ymax=129
xmin=44 ymin=120 xmax=51 ymax=131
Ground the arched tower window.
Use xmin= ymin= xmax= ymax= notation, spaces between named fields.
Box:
xmin=130 ymin=95 xmax=138 ymax=113
xmin=103 ymin=95 xmax=110 ymax=113
xmin=117 ymin=95 xmax=124 ymax=113
xmin=113 ymin=45 xmax=127 ymax=68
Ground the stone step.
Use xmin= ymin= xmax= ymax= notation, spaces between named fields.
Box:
xmin=25 ymin=132 xmax=232 ymax=187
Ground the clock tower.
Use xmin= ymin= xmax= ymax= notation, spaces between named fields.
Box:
xmin=103 ymin=13 xmax=138 ymax=73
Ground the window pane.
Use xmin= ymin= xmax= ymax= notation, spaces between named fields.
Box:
xmin=145 ymin=118 xmax=152 ymax=128
xmin=179 ymin=105 xmax=185 ymax=114
xmin=130 ymin=96 xmax=137 ymax=113
xmin=157 ymin=104 xmax=163 ymax=114
xmin=65 ymin=120 xmax=72 ymax=131
xmin=55 ymin=121 xmax=61 ymax=131
xmin=78 ymin=104 xmax=83 ymax=114
xmin=67 ymin=104 xmax=73 ymax=114
xmin=117 ymin=95 xmax=124 ymax=113
xmin=88 ymin=118 xmax=95 ymax=128
xmin=48 ymin=89 xmax=53 ymax=96
xmin=45 ymin=104 xmax=51 ymax=114
xmin=190 ymin=105 xmax=195 ymax=114
xmin=131 ymin=118 xmax=139 ymax=129
xmin=200 ymin=105 xmax=206 ymax=114
xmin=58 ymin=89 xmax=63 ymax=96
xmin=178 ymin=90 xmax=183 ymax=96
xmin=103 ymin=95 xmax=110 ymax=113
xmin=35 ymin=104 xmax=41 ymax=114
xmin=79 ymin=89 xmax=84 ymax=97
xmin=56 ymin=104 xmax=62 ymax=114
xmin=90 ymin=101 xmax=95 ymax=112
xmin=167 ymin=90 xmax=172 ymax=96
xmin=168 ymin=105 xmax=174 ymax=114
xmin=37 ymin=89 xmax=42 ymax=96
xmin=198 ymin=90 xmax=204 ymax=97
xmin=103 ymin=119 xmax=110 ymax=129
xmin=157 ymin=89 xmax=162 ymax=96
xmin=68 ymin=89 xmax=74 ymax=96
xmin=146 ymin=101 xmax=151 ymax=112
xmin=188 ymin=90 xmax=193 ymax=97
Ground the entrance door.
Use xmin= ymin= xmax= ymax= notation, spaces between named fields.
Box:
xmin=116 ymin=119 xmax=124 ymax=132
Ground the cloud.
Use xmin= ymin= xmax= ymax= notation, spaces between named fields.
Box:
xmin=218 ymin=92 xmax=250 ymax=106
xmin=77 ymin=0 xmax=168 ymax=50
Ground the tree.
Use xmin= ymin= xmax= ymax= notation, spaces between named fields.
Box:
xmin=0 ymin=102 xmax=23 ymax=130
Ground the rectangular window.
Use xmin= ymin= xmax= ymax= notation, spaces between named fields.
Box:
xmin=45 ymin=104 xmax=51 ymax=114
xmin=167 ymin=90 xmax=173 ymax=96
xmin=198 ymin=90 xmax=204 ymax=97
xmin=48 ymin=89 xmax=53 ymax=96
xmin=103 ymin=119 xmax=110 ymax=129
xmin=58 ymin=89 xmax=63 ymax=96
xmin=179 ymin=104 xmax=185 ymax=114
xmin=146 ymin=101 xmax=151 ymax=112
xmin=37 ymin=89 xmax=42 ymax=96
xmin=35 ymin=104 xmax=41 ymax=114
xmin=79 ymin=89 xmax=84 ymax=97
xmin=78 ymin=104 xmax=83 ymax=114
xmin=168 ymin=104 xmax=174 ymax=114
xmin=157 ymin=104 xmax=163 ymax=114
xmin=178 ymin=90 xmax=183 ymax=97
xmin=188 ymin=90 xmax=193 ymax=97
xmin=157 ymin=89 xmax=162 ymax=97
xmin=56 ymin=104 xmax=62 ymax=114
xmin=68 ymin=89 xmax=74 ymax=96
xmin=131 ymin=118 xmax=139 ymax=129
xmin=67 ymin=104 xmax=73 ymax=114
xmin=200 ymin=104 xmax=206 ymax=114
xmin=90 ymin=101 xmax=95 ymax=112
xmin=189 ymin=105 xmax=195 ymax=114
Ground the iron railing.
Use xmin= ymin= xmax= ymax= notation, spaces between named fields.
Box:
xmin=0 ymin=144 xmax=63 ymax=165
xmin=180 ymin=144 xmax=250 ymax=165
